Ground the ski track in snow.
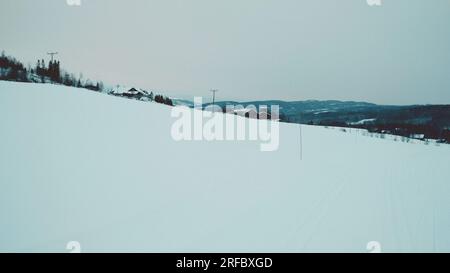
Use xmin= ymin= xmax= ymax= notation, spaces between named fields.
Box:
xmin=0 ymin=81 xmax=449 ymax=252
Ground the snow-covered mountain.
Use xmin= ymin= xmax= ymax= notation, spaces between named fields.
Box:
xmin=1 ymin=81 xmax=449 ymax=252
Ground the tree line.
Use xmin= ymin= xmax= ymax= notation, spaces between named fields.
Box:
xmin=0 ymin=51 xmax=28 ymax=82
xmin=0 ymin=50 xmax=173 ymax=106
xmin=0 ymin=51 xmax=104 ymax=91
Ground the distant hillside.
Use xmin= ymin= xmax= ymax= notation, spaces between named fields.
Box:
xmin=0 ymin=50 xmax=174 ymax=106
xmin=201 ymin=100 xmax=450 ymax=143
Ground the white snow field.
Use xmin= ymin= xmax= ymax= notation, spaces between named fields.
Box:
xmin=0 ymin=80 xmax=449 ymax=253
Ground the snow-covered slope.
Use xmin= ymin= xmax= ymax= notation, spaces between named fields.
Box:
xmin=0 ymin=81 xmax=449 ymax=253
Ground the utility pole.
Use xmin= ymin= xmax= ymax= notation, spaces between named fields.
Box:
xmin=47 ymin=52 xmax=58 ymax=62
xmin=210 ymin=89 xmax=219 ymax=105
xmin=299 ymin=124 xmax=303 ymax=161
xmin=210 ymin=89 xmax=219 ymax=108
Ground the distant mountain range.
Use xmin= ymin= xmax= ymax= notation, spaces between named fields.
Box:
xmin=173 ymin=99 xmax=450 ymax=143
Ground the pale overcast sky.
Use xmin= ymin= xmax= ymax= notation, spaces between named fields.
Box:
xmin=1 ymin=0 xmax=450 ymax=104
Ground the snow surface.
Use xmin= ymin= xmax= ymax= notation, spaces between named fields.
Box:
xmin=0 ymin=81 xmax=449 ymax=253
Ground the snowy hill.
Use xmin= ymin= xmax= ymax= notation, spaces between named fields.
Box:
xmin=0 ymin=81 xmax=449 ymax=252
